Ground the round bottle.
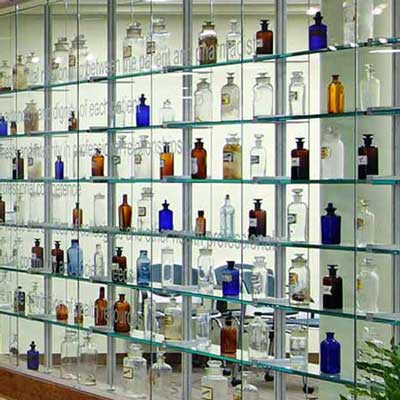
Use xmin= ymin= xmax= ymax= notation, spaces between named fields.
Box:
xmin=197 ymin=248 xmax=215 ymax=293
xmin=163 ymin=296 xmax=182 ymax=340
xmin=233 ymin=371 xmax=259 ymax=400
xmin=223 ymin=133 xmax=242 ymax=180
xmin=288 ymin=71 xmax=306 ymax=115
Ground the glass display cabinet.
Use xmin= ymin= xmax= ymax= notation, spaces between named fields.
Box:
xmin=0 ymin=0 xmax=398 ymax=399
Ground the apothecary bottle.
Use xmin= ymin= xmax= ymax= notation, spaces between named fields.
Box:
xmin=309 ymin=12 xmax=327 ymax=50
xmin=27 ymin=150 xmax=43 ymax=180
xmin=119 ymin=194 xmax=132 ymax=230
xmin=14 ymin=195 xmax=25 ymax=225
xmin=289 ymin=326 xmax=308 ymax=366
xmin=0 ymin=195 xmax=5 ymax=223
xmin=327 ymin=75 xmax=344 ymax=114
xmin=113 ymin=135 xmax=130 ymax=178
xmin=233 ymin=372 xmax=259 ymax=400
xmin=9 ymin=334 xmax=18 ymax=365
xmin=79 ymin=333 xmax=97 ymax=386
xmin=163 ymin=296 xmax=182 ymax=340
xmin=289 ymin=71 xmax=306 ymax=115
xmin=27 ymin=281 xmax=42 ymax=315
xmin=0 ymin=271 xmax=10 ymax=305
xmin=223 ymin=133 xmax=242 ymax=180
xmin=72 ymin=202 xmax=83 ymax=227
xmin=159 ymin=200 xmax=173 ymax=231
xmin=14 ymin=286 xmax=25 ymax=313
xmin=195 ymin=210 xmax=206 ymax=235
xmin=0 ymin=60 xmax=11 ymax=90
xmin=93 ymin=244 xmax=104 ymax=278
xmin=320 ymin=126 xmax=344 ymax=179
xmin=13 ymin=55 xmax=27 ymax=90
xmin=11 ymin=236 xmax=23 ymax=266
xmin=357 ymin=257 xmax=379 ymax=313
xmin=123 ymin=22 xmax=145 ymax=73
xmin=151 ymin=352 xmax=173 ymax=398
xmin=67 ymin=239 xmax=83 ymax=277
xmin=322 ymin=265 xmax=343 ymax=309
xmin=136 ymin=94 xmax=150 ymax=127
xmin=137 ymin=187 xmax=153 ymax=231
xmin=196 ymin=311 xmax=211 ymax=348
xmin=222 ymin=260 xmax=239 ymax=296
xmin=287 ymin=188 xmax=308 ymax=242
xmin=198 ymin=20 xmax=218 ymax=65
xmin=13 ymin=150 xmax=24 ymax=180
xmin=226 ymin=19 xmax=241 ymax=61
xmin=291 ymin=138 xmax=309 ymax=180
xmin=114 ymin=293 xmax=131 ymax=333
xmin=248 ymin=199 xmax=266 ymax=238
xmin=321 ymin=203 xmax=341 ymax=245
xmin=31 ymin=238 xmax=44 ymax=269
xmin=134 ymin=135 xmax=151 ymax=178
xmin=0 ymin=116 xmax=7 ymax=136
xmin=160 ymin=99 xmax=175 ymax=123
xmin=252 ymin=73 xmax=273 ymax=118
xmin=112 ymin=247 xmax=127 ymax=283
xmin=250 ymin=134 xmax=267 ymax=177
xmin=74 ymin=302 xmax=84 ymax=325
xmin=248 ymin=312 xmax=268 ymax=360
xmin=95 ymin=287 xmax=108 ymax=326
xmin=360 ymin=64 xmax=380 ymax=110
xmin=358 ymin=134 xmax=378 ymax=179
xmin=220 ymin=313 xmax=237 ymax=357
xmin=56 ymin=302 xmax=68 ymax=322
xmin=191 ymin=138 xmax=207 ymax=179
xmin=0 ymin=237 xmax=6 ymax=264
xmin=24 ymin=100 xmax=39 ymax=134
xmin=122 ymin=344 xmax=148 ymax=399
xmin=201 ymin=361 xmax=228 ymax=400
xmin=194 ymin=78 xmax=212 ymax=121
xmin=161 ymin=247 xmax=174 ymax=287
xmin=151 ymin=17 xmax=170 ymax=68
xmin=60 ymin=330 xmax=79 ymax=380
xmin=91 ymin=148 xmax=104 ymax=177
xmin=343 ymin=0 xmax=374 ymax=44
xmin=160 ymin=142 xmax=174 ymax=178
xmin=69 ymin=34 xmax=92 ymax=81
xmin=25 ymin=52 xmax=40 ymax=86
xmin=289 ymin=254 xmax=310 ymax=306
xmin=251 ymin=256 xmax=268 ymax=299
xmin=357 ymin=199 xmax=375 ymax=246
xmin=320 ymin=332 xmax=341 ymax=374
xmin=52 ymin=37 xmax=69 ymax=82
xmin=220 ymin=194 xmax=235 ymax=237
xmin=137 ymin=250 xmax=151 ymax=286
xmin=55 ymin=155 xmax=64 ymax=179
xmin=221 ymin=73 xmax=240 ymax=120
xmin=197 ymin=248 xmax=215 ymax=293
xmin=256 ymin=19 xmax=273 ymax=54
xmin=93 ymin=192 xmax=106 ymax=226
xmin=27 ymin=341 xmax=39 ymax=371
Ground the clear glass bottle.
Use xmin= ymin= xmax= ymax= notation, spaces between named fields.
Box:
xmin=197 ymin=248 xmax=215 ymax=293
xmin=320 ymin=126 xmax=344 ymax=179
xmin=93 ymin=192 xmax=106 ymax=226
xmin=14 ymin=194 xmax=25 ymax=225
xmin=9 ymin=334 xmax=19 ymax=365
xmin=93 ymin=244 xmax=105 ymax=278
xmin=27 ymin=149 xmax=43 ymax=179
xmin=52 ymin=37 xmax=69 ymax=83
xmin=201 ymin=361 xmax=228 ymax=399
xmin=360 ymin=64 xmax=380 ymax=110
xmin=60 ymin=329 xmax=79 ymax=380
xmin=357 ymin=257 xmax=379 ymax=313
xmin=248 ymin=313 xmax=269 ymax=360
xmin=137 ymin=187 xmax=153 ymax=231
xmin=223 ymin=133 xmax=242 ymax=180
xmin=123 ymin=22 xmax=145 ymax=73
xmin=69 ymin=34 xmax=93 ymax=81
xmin=114 ymin=135 xmax=131 ymax=179
xmin=25 ymin=52 xmax=41 ymax=86
xmin=289 ymin=71 xmax=306 ymax=115
xmin=24 ymin=100 xmax=39 ymax=134
xmin=143 ymin=297 xmax=158 ymax=337
xmin=196 ymin=311 xmax=211 ymax=348
xmin=251 ymin=256 xmax=268 ymax=299
xmin=198 ymin=20 xmax=218 ymax=65
xmin=134 ymin=135 xmax=151 ymax=178
xmin=226 ymin=19 xmax=241 ymax=61
xmin=160 ymin=99 xmax=175 ymax=123
xmin=122 ymin=344 xmax=148 ymax=399
xmin=161 ymin=247 xmax=174 ymax=287
xmin=27 ymin=282 xmax=42 ymax=315
xmin=253 ymin=73 xmax=273 ymax=117
xmin=12 ymin=55 xmax=27 ymax=90
xmin=0 ymin=271 xmax=11 ymax=305
xmin=287 ymin=188 xmax=309 ymax=242
xmin=0 ymin=236 xmax=8 ymax=264
xmin=0 ymin=60 xmax=11 ymax=90
xmin=250 ymin=134 xmax=267 ymax=177
xmin=357 ymin=199 xmax=375 ymax=246
xmin=289 ymin=326 xmax=308 ymax=367
xmin=194 ymin=78 xmax=213 ymax=122
xmin=343 ymin=0 xmax=374 ymax=44
xmin=233 ymin=371 xmax=259 ymax=400
xmin=221 ymin=73 xmax=240 ymax=120
xmin=11 ymin=236 xmax=23 ymax=268
xmin=220 ymin=194 xmax=235 ymax=237
xmin=150 ymin=352 xmax=173 ymax=398
xmin=79 ymin=333 xmax=97 ymax=386
xmin=151 ymin=17 xmax=170 ymax=68
xmin=288 ymin=254 xmax=310 ymax=306
xmin=163 ymin=296 xmax=182 ymax=340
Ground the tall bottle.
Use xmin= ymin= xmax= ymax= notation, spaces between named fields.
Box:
xmin=196 ymin=311 xmax=211 ymax=348
xmin=27 ymin=341 xmax=39 ymax=370
xmin=55 ymin=155 xmax=64 ymax=179
xmin=72 ymin=202 xmax=83 ymax=227
xmin=251 ymin=256 xmax=268 ymax=299
xmin=195 ymin=210 xmax=206 ymax=236
xmin=197 ymin=248 xmax=215 ymax=293
xmin=322 ymin=265 xmax=343 ymax=309
xmin=79 ymin=333 xmax=97 ymax=386
xmin=27 ymin=281 xmax=42 ymax=315
xmin=320 ymin=126 xmax=344 ymax=179
xmin=248 ymin=199 xmax=266 ymax=238
xmin=291 ymin=138 xmax=309 ymax=180
xmin=12 ymin=55 xmax=27 ymax=90
xmin=287 ymin=188 xmax=308 ymax=242
xmin=93 ymin=192 xmax=106 ymax=227
xmin=151 ymin=352 xmax=173 ymax=398
xmin=327 ymin=75 xmax=345 ymax=114
xmin=160 ymin=142 xmax=174 ymax=178
xmin=137 ymin=250 xmax=151 ymax=286
xmin=118 ymin=194 xmax=132 ymax=230
xmin=343 ymin=0 xmax=374 ymax=44
xmin=161 ymin=247 xmax=174 ymax=287
xmin=60 ymin=330 xmax=79 ymax=380
xmin=0 ymin=116 xmax=7 ymax=136
xmin=256 ymin=19 xmax=273 ymax=54
xmin=91 ymin=148 xmax=104 ymax=177
xmin=253 ymin=73 xmax=273 ymax=117
xmin=94 ymin=287 xmax=108 ymax=326
xmin=360 ymin=64 xmax=380 ymax=110
xmin=14 ymin=286 xmax=25 ymax=313
xmin=194 ymin=78 xmax=213 ymax=122
xmin=248 ymin=313 xmax=268 ymax=360
xmin=52 ymin=37 xmax=69 ymax=83
xmin=163 ymin=296 xmax=182 ymax=340
xmin=12 ymin=150 xmax=24 ymax=180
xmin=221 ymin=73 xmax=240 ymax=121
xmin=226 ymin=19 xmax=241 ymax=61
xmin=31 ymin=239 xmax=44 ymax=269
xmin=288 ymin=254 xmax=310 ymax=306
xmin=0 ymin=60 xmax=11 ymax=91
xmin=69 ymin=34 xmax=93 ymax=81
xmin=356 ymin=199 xmax=375 ymax=246
xmin=222 ymin=260 xmax=240 ymax=296
xmin=357 ymin=257 xmax=379 ymax=313
xmin=24 ymin=100 xmax=39 ymax=133
xmin=93 ymin=244 xmax=105 ymax=278
xmin=112 ymin=247 xmax=127 ymax=283
xmin=160 ymin=99 xmax=175 ymax=123
xmin=136 ymin=94 xmax=150 ymax=127
xmin=358 ymin=134 xmax=379 ymax=179
xmin=201 ymin=361 xmax=228 ymax=399
xmin=220 ymin=313 xmax=237 ymax=357
xmin=68 ymin=111 xmax=78 ymax=131
xmin=309 ymin=12 xmax=327 ymax=50
xmin=320 ymin=332 xmax=341 ymax=374
xmin=114 ymin=293 xmax=131 ymax=332
xmin=0 ymin=195 xmax=5 ymax=223
xmin=321 ymin=203 xmax=341 ymax=245
xmin=150 ymin=17 xmax=170 ymax=68
xmin=122 ymin=344 xmax=147 ymax=399
xmin=25 ymin=53 xmax=40 ymax=85
xmin=223 ymin=133 xmax=242 ymax=180
xmin=67 ymin=239 xmax=83 ymax=277
xmin=198 ymin=20 xmax=218 ymax=65
xmin=137 ymin=187 xmax=153 ymax=231
xmin=220 ymin=194 xmax=235 ymax=237
xmin=191 ymin=138 xmax=207 ymax=179
xmin=250 ymin=134 xmax=267 ymax=177
xmin=134 ymin=135 xmax=151 ymax=178
xmin=159 ymin=200 xmax=173 ymax=231
xmin=122 ymin=22 xmax=145 ymax=73
xmin=290 ymin=326 xmax=308 ymax=367
xmin=289 ymin=71 xmax=306 ymax=115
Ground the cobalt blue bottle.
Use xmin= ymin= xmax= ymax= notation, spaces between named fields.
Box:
xmin=321 ymin=203 xmax=341 ymax=244
xmin=222 ymin=260 xmax=240 ymax=296
xmin=55 ymin=155 xmax=64 ymax=179
xmin=0 ymin=116 xmax=7 ymax=136
xmin=136 ymin=94 xmax=150 ymax=127
xmin=137 ymin=250 xmax=151 ymax=286
xmin=309 ymin=12 xmax=327 ymax=50
xmin=320 ymin=332 xmax=341 ymax=374
xmin=159 ymin=200 xmax=173 ymax=231
xmin=27 ymin=341 xmax=39 ymax=370
xmin=67 ymin=239 xmax=83 ymax=277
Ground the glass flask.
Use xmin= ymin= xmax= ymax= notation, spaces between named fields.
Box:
xmin=24 ymin=100 xmax=39 ymax=133
xmin=289 ymin=71 xmax=306 ymax=115
xmin=0 ymin=271 xmax=10 ymax=305
xmin=94 ymin=287 xmax=108 ymax=326
xmin=357 ymin=257 xmax=379 ymax=313
xmin=0 ymin=236 xmax=7 ymax=264
xmin=223 ymin=133 xmax=242 ymax=180
xmin=12 ymin=55 xmax=28 ymax=90
xmin=25 ymin=52 xmax=41 ymax=86
xmin=67 ymin=239 xmax=83 ymax=277
xmin=356 ymin=199 xmax=375 ymax=246
xmin=123 ymin=22 xmax=145 ymax=73
xmin=248 ymin=313 xmax=269 ymax=360
xmin=251 ymin=256 xmax=268 ymax=299
xmin=0 ymin=60 xmax=11 ymax=90
xmin=114 ymin=135 xmax=131 ymax=179
xmin=161 ymin=247 xmax=174 ymax=287
xmin=151 ymin=17 xmax=170 ymax=68
xmin=137 ymin=250 xmax=151 ymax=286
xmin=160 ymin=99 xmax=175 ymax=123
xmin=160 ymin=141 xmax=174 ymax=178
xmin=226 ymin=19 xmax=241 ymax=61
xmin=220 ymin=313 xmax=237 ymax=356
xmin=288 ymin=254 xmax=310 ymax=306
xmin=191 ymin=137 xmax=207 ymax=179
xmin=233 ymin=371 xmax=259 ymax=400
xmin=194 ymin=78 xmax=213 ymax=122
xmin=360 ymin=64 xmax=380 ymax=110
xmin=163 ymin=296 xmax=182 ymax=340
xmin=343 ymin=0 xmax=373 ymax=44
xmin=196 ymin=311 xmax=211 ymax=348
xmin=287 ymin=188 xmax=308 ymax=242
xmin=197 ymin=248 xmax=215 ymax=293
xmin=250 ymin=134 xmax=267 ymax=177
xmin=137 ymin=187 xmax=153 ymax=231
xmin=358 ymin=133 xmax=379 ymax=179
xmin=60 ymin=329 xmax=79 ymax=380
xmin=201 ymin=361 xmax=228 ymax=399
xmin=93 ymin=192 xmax=106 ymax=226
xmin=52 ymin=37 xmax=69 ymax=83
xmin=248 ymin=199 xmax=266 ymax=238
xmin=289 ymin=326 xmax=308 ymax=367
xmin=220 ymin=194 xmax=235 ymax=237
xmin=253 ymin=73 xmax=273 ymax=117
xmin=69 ymin=34 xmax=93 ymax=81
xmin=320 ymin=125 xmax=344 ymax=179
xmin=221 ymin=72 xmax=240 ymax=120
xmin=93 ymin=244 xmax=105 ymax=278
xmin=79 ymin=333 xmax=97 ymax=386
xmin=151 ymin=352 xmax=173 ymax=398
xmin=198 ymin=20 xmax=218 ymax=65
xmin=320 ymin=332 xmax=341 ymax=374
xmin=327 ymin=74 xmax=345 ymax=114
xmin=134 ymin=135 xmax=151 ymax=178
xmin=27 ymin=282 xmax=42 ymax=315
xmin=122 ymin=344 xmax=148 ymax=399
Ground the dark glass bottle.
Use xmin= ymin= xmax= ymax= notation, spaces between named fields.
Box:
xmin=74 ymin=302 xmax=84 ymax=325
xmin=220 ymin=313 xmax=237 ymax=357
xmin=321 ymin=203 xmax=341 ymax=244
xmin=95 ymin=286 xmax=108 ymax=326
xmin=72 ymin=202 xmax=83 ymax=227
xmin=91 ymin=148 xmax=105 ymax=177
xmin=0 ymin=115 xmax=7 ymax=136
xmin=68 ymin=111 xmax=78 ymax=131
xmin=10 ymin=121 xmax=17 ymax=135
xmin=358 ymin=134 xmax=379 ymax=180
xmin=112 ymin=247 xmax=127 ymax=283
xmin=248 ymin=199 xmax=266 ymax=238
xmin=222 ymin=261 xmax=240 ymax=296
xmin=51 ymin=241 xmax=64 ymax=274
xmin=136 ymin=94 xmax=150 ymax=127
xmin=118 ymin=194 xmax=132 ymax=230
xmin=27 ymin=341 xmax=39 ymax=370
xmin=195 ymin=210 xmax=206 ymax=236
xmin=320 ymin=332 xmax=341 ymax=374
xmin=12 ymin=150 xmax=24 ymax=180
xmin=291 ymin=138 xmax=309 ymax=180
xmin=56 ymin=303 xmax=68 ymax=322
xmin=256 ymin=19 xmax=273 ymax=55
xmin=191 ymin=138 xmax=207 ymax=179
xmin=322 ymin=265 xmax=343 ymax=309
xmin=55 ymin=155 xmax=64 ymax=179
xmin=114 ymin=293 xmax=131 ymax=333
xmin=31 ymin=238 xmax=43 ymax=269
xmin=160 ymin=142 xmax=174 ymax=178
xmin=309 ymin=12 xmax=327 ymax=50
xmin=0 ymin=195 xmax=5 ymax=223
xmin=14 ymin=286 xmax=25 ymax=313
xmin=159 ymin=200 xmax=173 ymax=231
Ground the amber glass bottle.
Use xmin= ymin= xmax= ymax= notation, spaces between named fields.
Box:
xmin=56 ymin=303 xmax=69 ymax=322
xmin=160 ymin=142 xmax=174 ymax=178
xmin=256 ymin=19 xmax=273 ymax=55
xmin=74 ymin=302 xmax=84 ymax=325
xmin=220 ymin=314 xmax=237 ymax=357
xmin=223 ymin=134 xmax=242 ymax=180
xmin=248 ymin=199 xmax=266 ymax=238
xmin=114 ymin=294 xmax=131 ymax=333
xmin=327 ymin=74 xmax=345 ymax=114
xmin=195 ymin=210 xmax=206 ymax=235
xmin=68 ymin=111 xmax=78 ymax=131
xmin=291 ymin=138 xmax=309 ymax=180
xmin=112 ymin=247 xmax=128 ymax=283
xmin=0 ymin=195 xmax=5 ymax=223
xmin=51 ymin=241 xmax=64 ymax=274
xmin=118 ymin=194 xmax=132 ymax=230
xmin=31 ymin=238 xmax=44 ymax=269
xmin=95 ymin=286 xmax=108 ymax=326
xmin=198 ymin=20 xmax=218 ymax=65
xmin=358 ymin=134 xmax=379 ymax=179
xmin=191 ymin=138 xmax=207 ymax=179
xmin=91 ymin=148 xmax=105 ymax=177
xmin=72 ymin=202 xmax=83 ymax=227
xmin=12 ymin=150 xmax=24 ymax=180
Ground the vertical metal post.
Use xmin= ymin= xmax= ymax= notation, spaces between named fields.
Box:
xmin=274 ymin=0 xmax=286 ymax=399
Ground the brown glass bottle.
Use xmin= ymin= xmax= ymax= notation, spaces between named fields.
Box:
xmin=358 ymin=134 xmax=378 ymax=180
xmin=12 ymin=150 xmax=24 ymax=180
xmin=114 ymin=293 xmax=131 ymax=333
xmin=56 ymin=303 xmax=68 ymax=322
xmin=51 ymin=241 xmax=64 ymax=274
xmin=91 ymin=148 xmax=104 ymax=177
xmin=327 ymin=74 xmax=345 ymax=114
xmin=248 ymin=199 xmax=266 ymax=238
xmin=291 ymin=138 xmax=309 ymax=180
xmin=0 ymin=195 xmax=5 ymax=223
xmin=68 ymin=111 xmax=78 ymax=131
xmin=220 ymin=314 xmax=237 ymax=357
xmin=118 ymin=194 xmax=132 ymax=230
xmin=72 ymin=202 xmax=83 ymax=227
xmin=74 ymin=302 xmax=84 ymax=325
xmin=31 ymin=238 xmax=43 ymax=269
xmin=112 ymin=247 xmax=128 ymax=283
xmin=322 ymin=265 xmax=343 ymax=309
xmin=95 ymin=286 xmax=108 ymax=326
xmin=14 ymin=286 xmax=25 ymax=313
xmin=198 ymin=20 xmax=218 ymax=65
xmin=10 ymin=121 xmax=17 ymax=135
xmin=195 ymin=210 xmax=206 ymax=235
xmin=160 ymin=142 xmax=174 ymax=178
xmin=191 ymin=138 xmax=207 ymax=179
xmin=256 ymin=19 xmax=273 ymax=55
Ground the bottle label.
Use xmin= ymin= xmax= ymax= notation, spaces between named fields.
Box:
xmin=249 ymin=218 xmax=257 ymax=227
xmin=138 ymin=206 xmax=147 ymax=217
xmin=250 ymin=155 xmax=260 ymax=165
xmin=233 ymin=394 xmax=241 ymax=400
xmin=164 ymin=315 xmax=174 ymax=326
xmin=146 ymin=40 xmax=156 ymax=55
xmin=322 ymin=284 xmax=333 ymax=296
xmin=287 ymin=213 xmax=297 ymax=224
xmin=289 ymin=91 xmax=298 ymax=101
xmin=123 ymin=366 xmax=134 ymax=380
xmin=28 ymin=157 xmax=33 ymax=167
xmin=358 ymin=155 xmax=368 ymax=166
xmin=69 ymin=54 xmax=76 ymax=68
xmin=123 ymin=45 xmax=132 ymax=59
xmin=160 ymin=159 xmax=165 ymax=168
xmin=289 ymin=272 xmax=299 ymax=285
xmin=134 ymin=154 xmax=142 ymax=164
xmin=321 ymin=146 xmax=331 ymax=160
xmin=112 ymin=155 xmax=121 ymax=166
xmin=51 ymin=58 xmax=59 ymax=70
xmin=291 ymin=157 xmax=300 ymax=167
xmin=221 ymin=93 xmax=231 ymax=105
xmin=191 ymin=157 xmax=198 ymax=174
xmin=357 ymin=278 xmax=363 ymax=290
xmin=13 ymin=163 xmax=16 ymax=171
xmin=357 ymin=217 xmax=365 ymax=230
xmin=201 ymin=386 xmax=213 ymax=400
xmin=223 ymin=152 xmax=234 ymax=163
xmin=222 ymin=272 xmax=233 ymax=283
xmin=256 ymin=38 xmax=263 ymax=49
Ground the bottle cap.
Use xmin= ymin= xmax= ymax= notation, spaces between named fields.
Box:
xmin=54 ymin=240 xmax=61 ymax=248
xmin=227 ymin=260 xmax=235 ymax=268
xmin=327 ymin=264 xmax=338 ymax=276
xmin=260 ymin=19 xmax=270 ymax=30
xmin=162 ymin=200 xmax=170 ymax=209
xmin=163 ymin=142 xmax=171 ymax=153
xmin=198 ymin=210 xmax=204 ymax=217
xmin=325 ymin=202 xmax=337 ymax=214
xmin=313 ymin=11 xmax=323 ymax=25
xmin=295 ymin=137 xmax=305 ymax=148
xmin=116 ymin=247 xmax=123 ymax=256
xmin=57 ymin=155 xmax=62 ymax=160
xmin=254 ymin=311 xmax=263 ymax=316
xmin=71 ymin=239 xmax=79 ymax=244
xmin=34 ymin=238 xmax=40 ymax=246
xmin=363 ymin=134 xmax=374 ymax=146
xmin=332 ymin=74 xmax=340 ymax=80
xmin=30 ymin=341 xmax=36 ymax=350
xmin=254 ymin=198 xmax=262 ymax=208
xmin=139 ymin=93 xmax=146 ymax=104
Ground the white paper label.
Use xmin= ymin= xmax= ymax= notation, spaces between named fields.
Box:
xmin=191 ymin=157 xmax=198 ymax=174
xmin=358 ymin=155 xmax=368 ymax=166
xmin=291 ymin=157 xmax=300 ymax=167
xmin=287 ymin=213 xmax=296 ymax=224
xmin=223 ymin=152 xmax=234 ymax=163
xmin=249 ymin=218 xmax=257 ymax=227
xmin=250 ymin=155 xmax=260 ymax=165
